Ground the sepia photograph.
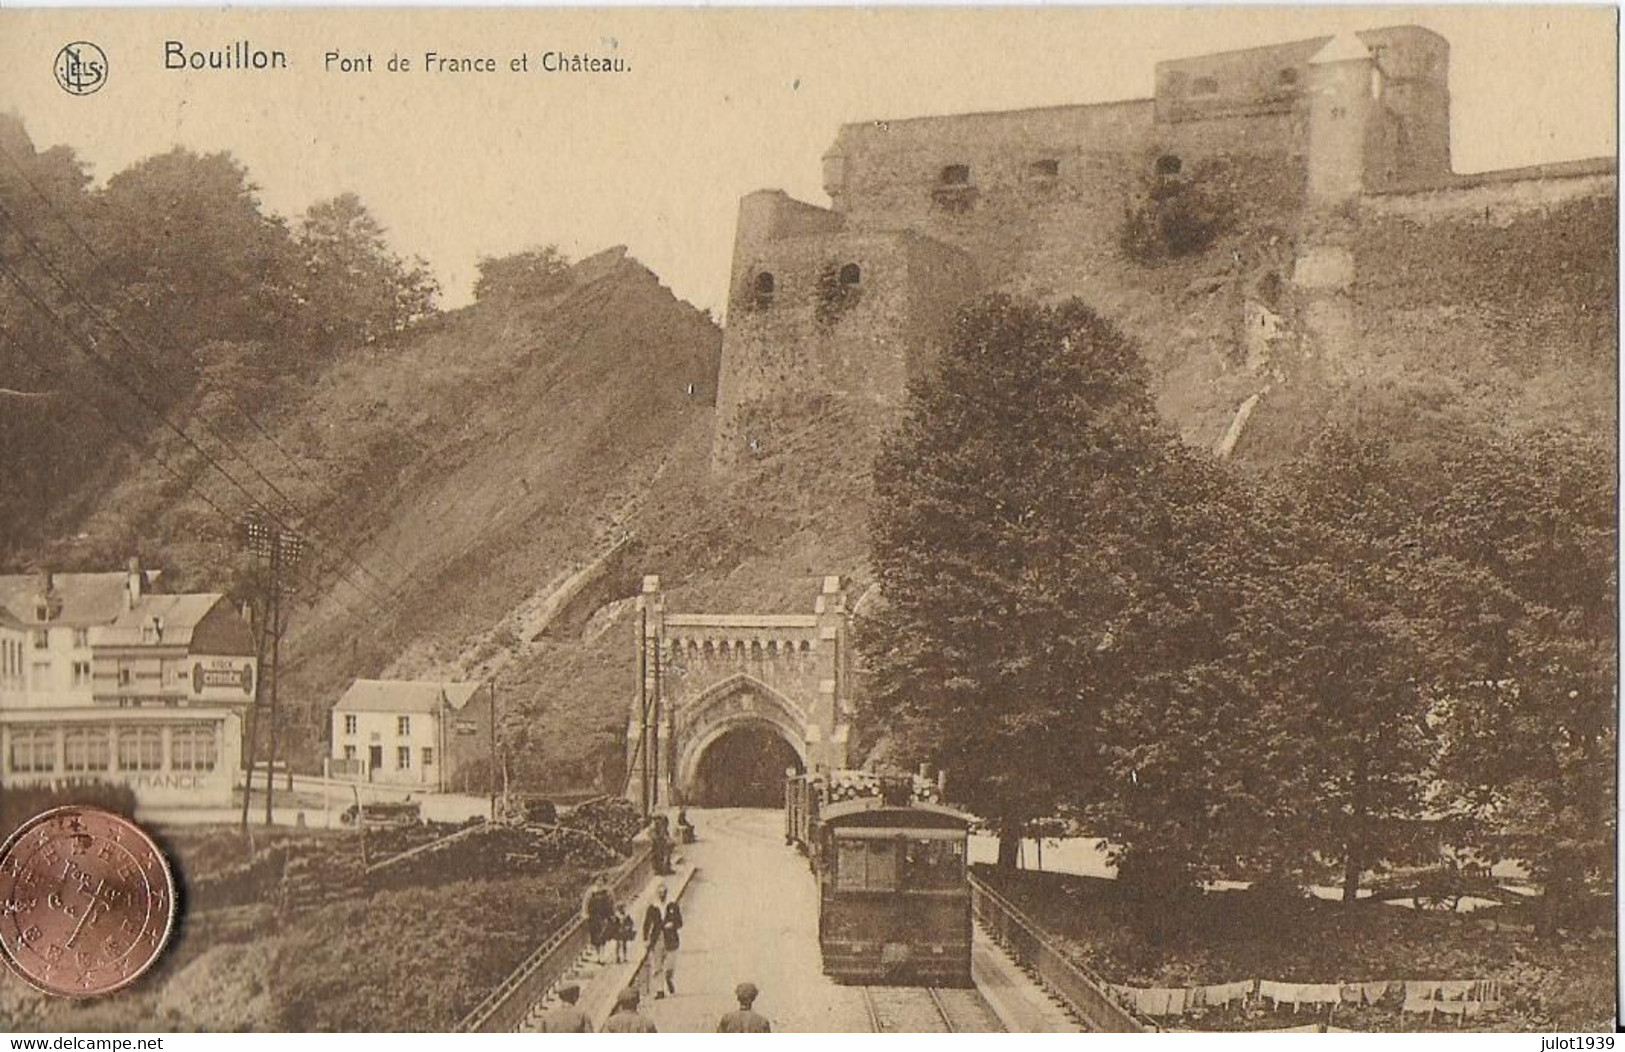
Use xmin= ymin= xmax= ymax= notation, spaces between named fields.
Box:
xmin=0 ymin=4 xmax=1616 ymax=1036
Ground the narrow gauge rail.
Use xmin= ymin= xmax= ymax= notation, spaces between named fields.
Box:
xmin=859 ymin=985 xmax=1005 ymax=1033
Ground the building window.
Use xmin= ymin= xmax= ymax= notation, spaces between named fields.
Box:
xmin=1030 ymin=158 xmax=1060 ymax=179
xmin=171 ymin=725 xmax=218 ymax=772
xmin=117 ymin=728 xmax=164 ymax=772
xmin=751 ymin=272 xmax=775 ymax=310
xmin=396 ymin=746 xmax=411 ymax=770
xmin=73 ymin=628 xmax=89 ymax=649
xmin=64 ymin=728 xmax=111 ymax=772
xmin=33 ymin=630 xmax=48 ymax=650
xmin=422 ymin=747 xmax=435 ymax=767
xmin=1192 ymin=76 xmax=1219 ymax=96
xmin=344 ymin=714 xmax=358 ymax=735
xmin=119 ymin=667 xmax=132 ymax=686
xmin=1279 ymin=68 xmax=1300 ymax=86
xmin=9 ymin=729 xmax=56 ymax=773
xmin=71 ymin=661 xmax=92 ymax=687
xmin=397 ymin=715 xmax=411 ymax=736
xmin=343 ymin=745 xmax=356 ymax=760
xmin=938 ymin=164 xmax=971 ymax=186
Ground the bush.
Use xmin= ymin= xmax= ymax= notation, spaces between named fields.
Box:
xmin=473 ymin=245 xmax=572 ymax=303
xmin=1120 ymin=169 xmax=1231 ymax=264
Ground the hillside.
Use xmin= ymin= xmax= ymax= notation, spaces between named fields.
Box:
xmin=41 ymin=246 xmax=723 ymax=775
xmin=31 ymin=177 xmax=1615 ymax=793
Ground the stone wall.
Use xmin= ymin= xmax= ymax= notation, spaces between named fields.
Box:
xmin=713 ymin=226 xmax=980 ymax=471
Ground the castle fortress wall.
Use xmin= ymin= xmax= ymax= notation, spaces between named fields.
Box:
xmin=710 ymin=24 xmax=1609 ymax=473
xmin=713 ymin=195 xmax=980 ymax=470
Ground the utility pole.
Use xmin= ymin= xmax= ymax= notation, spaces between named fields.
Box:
xmin=638 ymin=606 xmax=650 ymax=819
xmin=244 ymin=516 xmax=304 ymax=828
xmin=488 ymin=680 xmax=498 ymax=821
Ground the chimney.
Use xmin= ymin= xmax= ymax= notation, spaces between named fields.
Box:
xmin=126 ymin=557 xmax=142 ymax=610
xmin=34 ymin=568 xmax=55 ymax=622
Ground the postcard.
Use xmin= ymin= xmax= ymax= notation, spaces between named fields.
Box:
xmin=0 ymin=5 xmax=1615 ymax=1035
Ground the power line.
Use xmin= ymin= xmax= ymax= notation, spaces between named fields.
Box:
xmin=0 ymin=137 xmax=416 ymax=582
xmin=0 ymin=253 xmax=392 ymax=615
xmin=0 ymin=188 xmax=405 ymax=605
xmin=0 ymin=219 xmax=395 ymax=614
xmin=19 ymin=351 xmax=380 ymax=627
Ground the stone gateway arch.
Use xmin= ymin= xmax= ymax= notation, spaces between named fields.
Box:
xmin=626 ymin=575 xmax=852 ymax=810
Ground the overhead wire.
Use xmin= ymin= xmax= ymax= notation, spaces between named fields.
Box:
xmin=17 ymin=350 xmax=379 ymax=627
xmin=0 ymin=206 xmax=397 ymax=614
xmin=0 ymin=153 xmax=411 ymax=598
xmin=0 ymin=251 xmax=392 ymax=616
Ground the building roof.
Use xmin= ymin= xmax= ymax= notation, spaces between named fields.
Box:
xmin=98 ymin=593 xmax=236 ymax=648
xmin=1310 ymin=34 xmax=1374 ymax=65
xmin=333 ymin=679 xmax=484 ymax=715
xmin=0 ymin=572 xmax=151 ymax=627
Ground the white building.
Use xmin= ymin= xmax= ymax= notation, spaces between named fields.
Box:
xmin=329 ymin=679 xmax=489 ymax=791
xmin=0 ymin=561 xmax=256 ymax=808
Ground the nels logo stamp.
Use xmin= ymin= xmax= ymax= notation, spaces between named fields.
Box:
xmin=54 ymin=41 xmax=108 ymax=96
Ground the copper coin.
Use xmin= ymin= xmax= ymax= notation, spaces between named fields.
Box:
xmin=0 ymin=806 xmax=176 ymax=998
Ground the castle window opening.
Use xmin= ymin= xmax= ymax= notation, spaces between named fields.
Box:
xmin=1030 ymin=158 xmax=1060 ymax=179
xmin=839 ymin=263 xmax=861 ymax=286
xmin=1192 ymin=76 xmax=1219 ymax=96
xmin=753 ymin=271 xmax=776 ymax=309
xmin=939 ymin=164 xmax=971 ymax=186
xmin=1155 ymin=154 xmax=1183 ymax=176
xmin=1278 ymin=67 xmax=1299 ymax=86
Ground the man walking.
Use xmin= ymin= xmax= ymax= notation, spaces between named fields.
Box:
xmin=602 ymin=987 xmax=658 ymax=1033
xmin=642 ymin=883 xmax=683 ymax=998
xmin=540 ymin=983 xmax=593 ymax=1033
xmin=717 ymin=982 xmax=772 ymax=1032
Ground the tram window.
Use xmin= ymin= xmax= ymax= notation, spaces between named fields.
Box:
xmin=902 ymin=839 xmax=964 ymax=890
xmin=835 ymin=838 xmax=898 ymax=892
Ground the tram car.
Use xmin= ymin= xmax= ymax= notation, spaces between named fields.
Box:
xmin=785 ymin=769 xmax=974 ymax=987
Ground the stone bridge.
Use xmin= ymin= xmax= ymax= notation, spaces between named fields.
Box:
xmin=626 ymin=575 xmax=852 ymax=809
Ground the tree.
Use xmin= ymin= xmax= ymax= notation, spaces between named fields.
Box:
xmin=1419 ymin=430 xmax=1616 ymax=930
xmin=0 ymin=115 xmax=113 ymax=553
xmin=296 ymin=192 xmax=438 ymax=351
xmin=97 ymin=147 xmax=301 ymax=364
xmin=862 ymin=294 xmax=1211 ymax=868
xmin=473 ymin=245 xmax=571 ymax=302
xmin=1238 ymin=430 xmax=1442 ymax=903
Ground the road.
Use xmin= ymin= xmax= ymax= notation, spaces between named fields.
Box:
xmin=640 ymin=808 xmax=883 ymax=1032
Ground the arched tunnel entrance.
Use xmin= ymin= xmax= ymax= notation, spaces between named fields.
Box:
xmin=689 ymin=724 xmax=805 ymax=807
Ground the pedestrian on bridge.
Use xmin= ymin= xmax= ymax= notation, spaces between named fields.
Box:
xmin=613 ymin=903 xmax=635 ymax=963
xmin=643 ymin=884 xmax=683 ymax=998
xmin=717 ymin=982 xmax=772 ymax=1033
xmin=540 ymin=983 xmax=593 ymax=1033
xmin=603 ymin=987 xmax=658 ymax=1033
xmin=585 ymin=876 xmax=614 ymax=963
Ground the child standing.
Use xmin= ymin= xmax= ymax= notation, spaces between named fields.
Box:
xmin=613 ymin=903 xmax=634 ymax=964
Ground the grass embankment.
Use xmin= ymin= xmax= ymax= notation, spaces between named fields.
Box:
xmin=2 ymin=824 xmax=597 ymax=1032
xmin=980 ymin=866 xmax=1614 ymax=1033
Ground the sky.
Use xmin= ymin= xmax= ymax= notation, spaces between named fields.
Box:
xmin=0 ymin=6 xmax=1616 ymax=314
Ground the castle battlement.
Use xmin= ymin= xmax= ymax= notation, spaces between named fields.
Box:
xmin=709 ymin=23 xmax=1612 ymax=473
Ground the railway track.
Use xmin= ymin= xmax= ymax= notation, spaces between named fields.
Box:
xmin=860 ymin=985 xmax=1005 ymax=1033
